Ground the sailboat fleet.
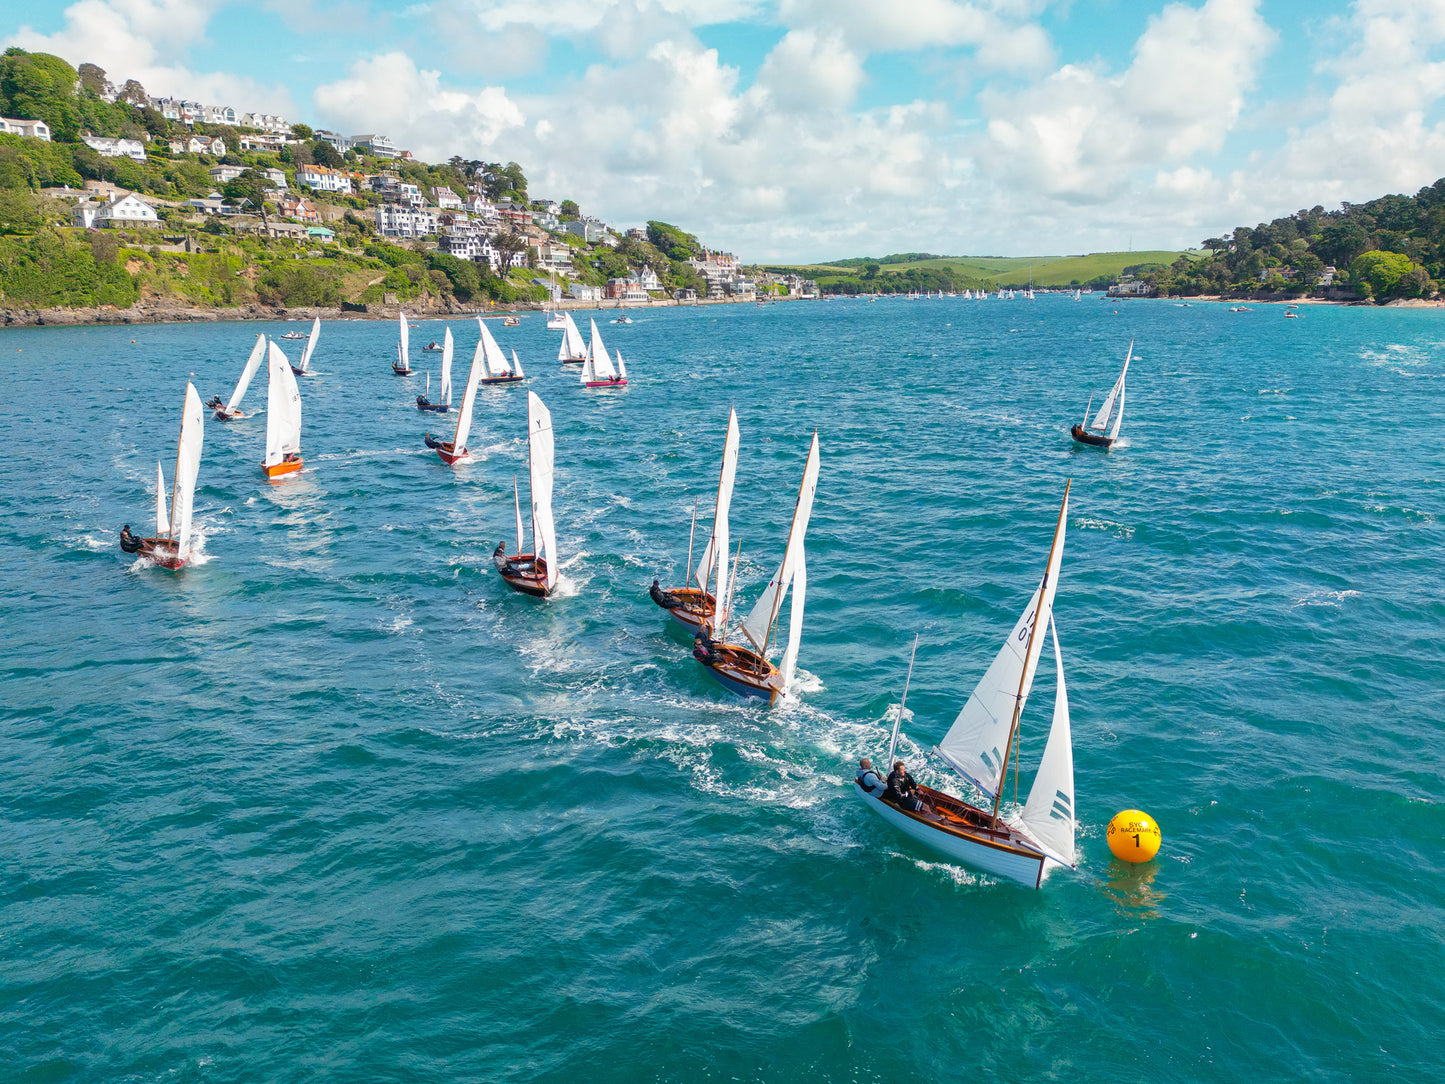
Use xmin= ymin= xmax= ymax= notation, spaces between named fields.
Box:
xmin=117 ymin=300 xmax=1130 ymax=890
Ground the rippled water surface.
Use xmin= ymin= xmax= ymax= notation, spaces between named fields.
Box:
xmin=2 ymin=297 xmax=1443 ymax=1082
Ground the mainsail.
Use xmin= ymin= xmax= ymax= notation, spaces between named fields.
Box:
xmin=1090 ymin=340 xmax=1131 ymax=436
xmin=397 ymin=310 xmax=410 ymax=368
xmin=264 ymin=340 xmax=302 ymax=467
xmin=170 ymin=381 xmax=205 ymax=554
xmin=527 ymin=391 xmax=558 ymax=591
xmin=296 ymin=316 xmax=321 ymax=373
xmin=451 ymin=331 xmax=487 ymax=453
xmin=696 ymin=409 xmax=740 ymax=609
xmin=226 ymin=335 xmax=266 ymax=412
xmin=439 ymin=328 xmax=454 ymax=403
xmin=582 ymin=320 xmax=617 ymax=381
xmin=479 ymin=319 xmax=511 ymax=377
xmin=1019 ymin=616 xmax=1076 ymax=867
xmin=740 ymin=432 xmax=821 ymax=657
xmin=936 ymin=485 xmax=1069 ymax=802
xmin=155 ymin=461 xmax=167 ymax=536
xmin=558 ymin=312 xmax=586 ymax=362
xmin=510 ymin=349 xmax=525 ymax=379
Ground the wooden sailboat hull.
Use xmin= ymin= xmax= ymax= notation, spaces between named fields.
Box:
xmin=651 ymin=585 xmax=713 ymax=633
xmin=392 ymin=363 xmax=413 ymax=376
xmin=854 ymin=781 xmax=1048 ymax=888
xmin=213 ymin=408 xmax=245 ymax=422
xmin=560 ymin=358 xmax=586 ymax=366
xmin=696 ymin=643 xmax=781 ymax=704
xmin=480 ymin=375 xmax=525 ymax=385
xmin=289 ymin=367 xmax=310 ymax=377
xmin=1070 ymin=424 xmax=1115 ymax=449
xmin=425 ymin=437 xmax=469 ymax=465
xmin=416 ymin=398 xmax=450 ymax=412
xmin=263 ymin=458 xmax=303 ymax=479
xmin=124 ymin=536 xmax=186 ymax=570
xmin=584 ymin=378 xmax=628 ymax=389
xmin=494 ymin=549 xmax=552 ymax=597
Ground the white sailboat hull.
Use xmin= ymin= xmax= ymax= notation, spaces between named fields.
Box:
xmin=854 ymin=784 xmax=1047 ymax=888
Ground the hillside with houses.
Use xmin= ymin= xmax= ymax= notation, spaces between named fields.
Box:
xmin=0 ymin=48 xmax=817 ymax=318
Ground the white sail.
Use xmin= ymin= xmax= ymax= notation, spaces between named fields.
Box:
xmin=937 ymin=486 xmax=1069 ymax=802
xmin=226 ymin=335 xmax=266 ymax=412
xmin=451 ymin=333 xmax=487 ymax=453
xmin=155 ymin=461 xmax=167 ymax=536
xmin=558 ymin=311 xmax=586 ymax=362
xmin=478 ymin=318 xmax=510 ymax=377
xmin=397 ymin=310 xmax=409 ymax=368
xmin=578 ymin=340 xmax=595 ymax=384
xmin=585 ymin=320 xmax=617 ymax=380
xmin=1020 ymin=616 xmax=1076 ymax=867
xmin=780 ymin=548 xmax=807 ymax=689
xmin=264 ymin=340 xmax=302 ymax=467
xmin=1090 ymin=340 xmax=1131 ymax=433
xmin=513 ymin=476 xmax=524 ymax=554
xmin=511 ymin=349 xmax=525 ymax=379
xmin=696 ymin=409 xmax=740 ymax=601
xmin=170 ymin=381 xmax=205 ymax=554
xmin=1108 ymin=383 xmax=1125 ymax=441
xmin=297 ymin=316 xmax=321 ymax=373
xmin=615 ymin=351 xmax=628 ymax=380
xmin=440 ymin=328 xmax=454 ymax=404
xmin=741 ymin=432 xmax=821 ymax=655
xmin=527 ymin=391 xmax=558 ymax=591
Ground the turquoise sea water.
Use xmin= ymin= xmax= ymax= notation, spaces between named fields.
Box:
xmin=1 ymin=297 xmax=1442 ymax=1082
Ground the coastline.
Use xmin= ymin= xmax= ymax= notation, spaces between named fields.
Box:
xmin=0 ymin=293 xmax=796 ymax=330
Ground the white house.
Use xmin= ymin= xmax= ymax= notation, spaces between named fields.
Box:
xmin=91 ymin=191 xmax=160 ymax=228
xmin=171 ymin=134 xmax=225 ymax=155
xmin=81 ymin=134 xmax=147 ymax=161
xmin=296 ymin=164 xmax=353 ymax=194
xmin=314 ymin=130 xmax=353 ymax=152
xmin=209 ymin=164 xmax=248 ymax=184
xmin=567 ymin=283 xmax=602 ymax=301
xmin=463 ymin=194 xmax=498 ymax=223
xmin=438 ymin=221 xmax=528 ymax=272
xmin=433 ymin=186 xmax=463 ymax=210
xmin=259 ymin=167 xmax=287 ymax=190
xmin=202 ymin=105 xmax=238 ymax=125
xmin=351 ymin=133 xmax=397 ymax=158
xmin=531 ymin=242 xmax=574 ymax=274
xmin=565 ymin=217 xmax=605 ymax=243
xmin=637 ymin=265 xmax=662 ymax=291
xmin=0 ymin=116 xmax=50 ymax=140
xmin=241 ymin=112 xmax=289 ymax=134
xmin=237 ymin=132 xmax=287 ymax=153
xmin=376 ymin=203 xmax=437 ymax=238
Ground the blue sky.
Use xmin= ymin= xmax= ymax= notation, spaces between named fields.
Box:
xmin=5 ymin=0 xmax=1445 ymax=262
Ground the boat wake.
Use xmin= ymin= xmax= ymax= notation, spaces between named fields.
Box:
xmin=1292 ymin=588 xmax=1361 ymax=608
xmin=1074 ymin=516 xmax=1135 ymax=539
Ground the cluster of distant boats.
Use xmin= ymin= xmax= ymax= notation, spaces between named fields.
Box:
xmin=119 ymin=318 xmax=1136 ymax=889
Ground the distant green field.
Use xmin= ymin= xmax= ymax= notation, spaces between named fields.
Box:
xmin=764 ymin=251 xmax=1198 ymax=287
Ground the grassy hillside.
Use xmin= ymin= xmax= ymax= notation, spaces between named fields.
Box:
xmin=761 ymin=250 xmax=1198 ymax=293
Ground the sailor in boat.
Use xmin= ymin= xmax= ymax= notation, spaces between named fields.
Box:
xmin=692 ymin=630 xmax=720 ymax=665
xmin=650 ymin=579 xmax=683 ymax=610
xmin=855 ymin=758 xmax=886 ymax=797
xmin=119 ymin=524 xmax=142 ymax=554
xmin=204 ymin=394 xmax=224 ymax=411
xmin=885 ymin=760 xmax=938 ymax=818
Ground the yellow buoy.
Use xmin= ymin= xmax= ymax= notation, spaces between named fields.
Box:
xmin=1107 ymin=810 xmax=1161 ymax=863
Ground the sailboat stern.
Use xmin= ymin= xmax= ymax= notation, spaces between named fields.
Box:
xmin=263 ymin=457 xmax=303 ymax=479
xmin=853 ymin=784 xmax=1048 ymax=888
xmin=696 ymin=643 xmax=781 ymax=704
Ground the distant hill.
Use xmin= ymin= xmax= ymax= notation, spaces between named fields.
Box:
xmin=759 ymin=251 xmax=1195 ymax=294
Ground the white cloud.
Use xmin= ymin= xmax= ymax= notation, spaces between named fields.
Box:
xmin=6 ymin=0 xmax=296 ymax=114
xmin=979 ymin=0 xmax=1275 ymax=200
xmin=778 ymin=0 xmax=1054 ymax=72
xmin=754 ymin=29 xmax=866 ymax=113
xmin=312 ymin=52 xmax=526 ymax=157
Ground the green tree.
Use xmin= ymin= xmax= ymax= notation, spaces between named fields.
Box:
xmin=78 ymin=62 xmax=108 ymax=96
xmin=0 ymin=49 xmax=82 ymax=141
xmin=310 ymin=140 xmax=342 ymax=168
xmin=1350 ymin=250 xmax=1417 ymax=300
xmin=560 ymin=199 xmax=580 ymax=219
xmin=290 ymin=123 xmax=314 ymax=140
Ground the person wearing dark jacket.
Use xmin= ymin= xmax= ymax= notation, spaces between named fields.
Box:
xmin=885 ymin=760 xmax=934 ymax=814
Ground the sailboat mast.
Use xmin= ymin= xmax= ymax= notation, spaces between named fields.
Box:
xmin=763 ymin=431 xmax=817 ymax=656
xmin=992 ymin=480 xmax=1071 ymax=823
xmin=167 ymin=378 xmax=192 ymax=540
xmin=686 ymin=498 xmax=698 ymax=589
xmin=719 ymin=540 xmax=742 ymax=636
xmin=1081 ymin=392 xmax=1094 ymax=429
xmin=886 ymin=634 xmax=919 ymax=767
